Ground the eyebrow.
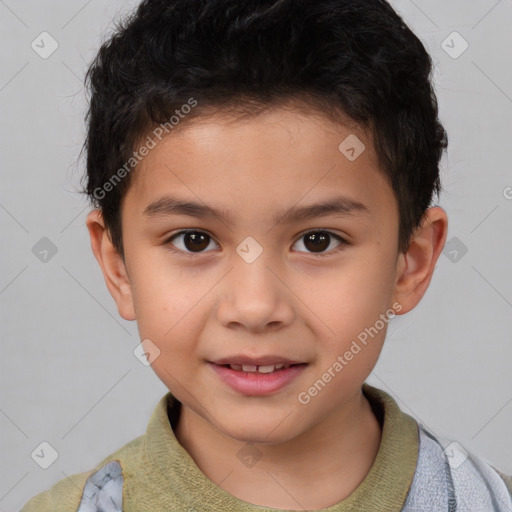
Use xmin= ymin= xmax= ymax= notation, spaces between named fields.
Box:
xmin=143 ymin=195 xmax=370 ymax=225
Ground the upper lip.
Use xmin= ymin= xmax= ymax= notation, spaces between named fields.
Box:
xmin=211 ymin=355 xmax=305 ymax=366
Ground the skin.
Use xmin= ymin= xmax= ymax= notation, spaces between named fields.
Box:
xmin=87 ymin=104 xmax=448 ymax=510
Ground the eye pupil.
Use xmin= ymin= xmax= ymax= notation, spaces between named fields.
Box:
xmin=304 ymin=232 xmax=330 ymax=253
xmin=185 ymin=232 xmax=210 ymax=252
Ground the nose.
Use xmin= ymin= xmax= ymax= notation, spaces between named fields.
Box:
xmin=215 ymin=253 xmax=295 ymax=333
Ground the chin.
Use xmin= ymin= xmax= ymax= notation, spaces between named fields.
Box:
xmin=216 ymin=416 xmax=305 ymax=446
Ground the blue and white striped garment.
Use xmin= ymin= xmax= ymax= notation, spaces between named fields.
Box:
xmin=75 ymin=460 xmax=123 ymax=512
xmin=402 ymin=426 xmax=512 ymax=511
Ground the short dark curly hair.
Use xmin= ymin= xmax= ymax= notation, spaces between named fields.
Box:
xmin=83 ymin=0 xmax=447 ymax=256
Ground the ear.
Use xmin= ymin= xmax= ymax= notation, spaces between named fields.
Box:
xmin=393 ymin=206 xmax=448 ymax=314
xmin=86 ymin=210 xmax=136 ymax=321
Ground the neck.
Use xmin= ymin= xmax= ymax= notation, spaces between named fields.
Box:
xmin=175 ymin=389 xmax=382 ymax=510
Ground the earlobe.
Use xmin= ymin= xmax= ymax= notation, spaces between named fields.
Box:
xmin=86 ymin=210 xmax=136 ymax=321
xmin=393 ymin=206 xmax=448 ymax=314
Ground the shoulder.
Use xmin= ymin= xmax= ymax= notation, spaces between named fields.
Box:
xmin=19 ymin=465 xmax=102 ymax=512
xmin=20 ymin=435 xmax=144 ymax=512
xmin=21 ymin=460 xmax=123 ymax=512
xmin=403 ymin=424 xmax=512 ymax=511
xmin=492 ymin=466 xmax=512 ymax=499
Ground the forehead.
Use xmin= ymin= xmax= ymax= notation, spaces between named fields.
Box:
xmin=123 ymin=106 xmax=396 ymax=228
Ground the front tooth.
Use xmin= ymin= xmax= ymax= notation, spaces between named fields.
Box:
xmin=230 ymin=364 xmax=242 ymax=371
xmin=257 ymin=365 xmax=276 ymax=373
xmin=242 ymin=364 xmax=258 ymax=372
xmin=275 ymin=364 xmax=284 ymax=370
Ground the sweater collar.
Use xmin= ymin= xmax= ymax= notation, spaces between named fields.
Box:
xmin=144 ymin=383 xmax=419 ymax=511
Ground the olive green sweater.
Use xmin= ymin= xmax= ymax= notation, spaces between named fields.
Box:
xmin=20 ymin=383 xmax=512 ymax=511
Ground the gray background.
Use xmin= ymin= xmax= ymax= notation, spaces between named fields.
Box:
xmin=1 ymin=0 xmax=511 ymax=510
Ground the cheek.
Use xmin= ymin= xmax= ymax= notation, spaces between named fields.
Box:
xmin=304 ymin=255 xmax=396 ymax=330
xmin=132 ymin=272 xmax=204 ymax=389
xmin=127 ymin=252 xmax=191 ymax=333
xmin=297 ymin=254 xmax=398 ymax=385
xmin=129 ymin=262 xmax=214 ymax=370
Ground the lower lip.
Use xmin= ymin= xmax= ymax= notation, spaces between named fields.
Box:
xmin=209 ymin=363 xmax=307 ymax=396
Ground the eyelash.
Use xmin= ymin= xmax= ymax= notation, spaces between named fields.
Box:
xmin=164 ymin=229 xmax=348 ymax=258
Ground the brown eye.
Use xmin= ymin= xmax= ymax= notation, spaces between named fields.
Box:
xmin=167 ymin=231 xmax=218 ymax=254
xmin=303 ymin=232 xmax=330 ymax=252
xmin=293 ymin=231 xmax=346 ymax=256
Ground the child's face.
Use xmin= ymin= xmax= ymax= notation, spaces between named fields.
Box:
xmin=108 ymin=106 xmax=408 ymax=442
